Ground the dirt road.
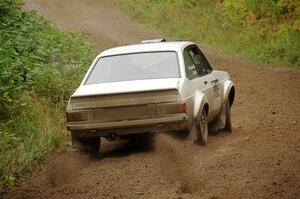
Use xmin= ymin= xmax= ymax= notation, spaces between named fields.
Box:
xmin=4 ymin=0 xmax=300 ymax=198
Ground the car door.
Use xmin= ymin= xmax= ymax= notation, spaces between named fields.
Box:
xmin=193 ymin=45 xmax=223 ymax=117
xmin=183 ymin=45 xmax=216 ymax=122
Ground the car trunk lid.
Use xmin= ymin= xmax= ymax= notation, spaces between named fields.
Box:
xmin=72 ymin=78 xmax=180 ymax=98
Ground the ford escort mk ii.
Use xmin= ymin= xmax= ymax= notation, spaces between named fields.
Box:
xmin=66 ymin=39 xmax=235 ymax=153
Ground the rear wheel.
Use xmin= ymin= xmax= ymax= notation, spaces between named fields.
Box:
xmin=190 ymin=109 xmax=208 ymax=145
xmin=71 ymin=135 xmax=101 ymax=154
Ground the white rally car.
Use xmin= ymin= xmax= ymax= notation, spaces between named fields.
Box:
xmin=66 ymin=39 xmax=235 ymax=153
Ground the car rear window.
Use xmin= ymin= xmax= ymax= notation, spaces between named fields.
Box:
xmin=85 ymin=51 xmax=180 ymax=84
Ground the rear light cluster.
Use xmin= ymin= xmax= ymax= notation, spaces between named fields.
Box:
xmin=160 ymin=103 xmax=186 ymax=114
xmin=177 ymin=103 xmax=186 ymax=113
xmin=66 ymin=111 xmax=87 ymax=122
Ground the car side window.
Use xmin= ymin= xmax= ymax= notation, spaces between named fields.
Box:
xmin=186 ymin=45 xmax=212 ymax=77
xmin=194 ymin=45 xmax=213 ymax=73
xmin=183 ymin=49 xmax=198 ymax=80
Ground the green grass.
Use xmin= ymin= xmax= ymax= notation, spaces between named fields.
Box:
xmin=0 ymin=96 xmax=65 ymax=189
xmin=115 ymin=0 xmax=300 ymax=68
xmin=0 ymin=0 xmax=93 ymax=191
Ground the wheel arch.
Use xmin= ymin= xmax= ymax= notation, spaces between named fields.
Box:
xmin=223 ymin=80 xmax=235 ymax=106
xmin=193 ymin=90 xmax=209 ymax=119
xmin=228 ymin=86 xmax=235 ymax=106
xmin=203 ymin=103 xmax=209 ymax=115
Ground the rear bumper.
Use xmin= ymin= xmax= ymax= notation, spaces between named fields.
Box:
xmin=67 ymin=114 xmax=188 ymax=137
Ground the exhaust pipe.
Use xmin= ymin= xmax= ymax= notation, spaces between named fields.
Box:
xmin=106 ymin=133 xmax=117 ymax=141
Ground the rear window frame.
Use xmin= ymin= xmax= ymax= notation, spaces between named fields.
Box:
xmin=84 ymin=50 xmax=181 ymax=85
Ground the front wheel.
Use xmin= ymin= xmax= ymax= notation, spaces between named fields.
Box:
xmin=224 ymin=100 xmax=232 ymax=133
xmin=190 ymin=109 xmax=208 ymax=145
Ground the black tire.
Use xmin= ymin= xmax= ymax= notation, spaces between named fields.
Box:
xmin=89 ymin=137 xmax=101 ymax=154
xmin=224 ymin=100 xmax=232 ymax=133
xmin=72 ymin=135 xmax=101 ymax=154
xmin=190 ymin=109 xmax=208 ymax=145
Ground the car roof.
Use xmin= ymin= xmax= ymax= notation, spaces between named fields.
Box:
xmin=99 ymin=41 xmax=194 ymax=57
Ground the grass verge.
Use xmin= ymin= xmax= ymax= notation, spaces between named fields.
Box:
xmin=115 ymin=0 xmax=299 ymax=68
xmin=0 ymin=0 xmax=93 ymax=191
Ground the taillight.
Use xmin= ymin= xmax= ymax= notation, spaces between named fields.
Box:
xmin=177 ymin=103 xmax=186 ymax=113
xmin=66 ymin=111 xmax=86 ymax=122
xmin=157 ymin=103 xmax=186 ymax=114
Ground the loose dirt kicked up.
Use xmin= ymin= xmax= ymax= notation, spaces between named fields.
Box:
xmin=3 ymin=0 xmax=300 ymax=198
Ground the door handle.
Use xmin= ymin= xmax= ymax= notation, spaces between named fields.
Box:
xmin=211 ymin=79 xmax=219 ymax=85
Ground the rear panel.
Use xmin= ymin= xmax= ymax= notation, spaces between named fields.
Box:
xmin=68 ymin=89 xmax=178 ymax=110
xmin=67 ymin=89 xmax=182 ymax=125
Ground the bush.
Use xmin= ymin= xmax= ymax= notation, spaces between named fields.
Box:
xmin=0 ymin=0 xmax=93 ymax=117
xmin=0 ymin=0 xmax=93 ymax=190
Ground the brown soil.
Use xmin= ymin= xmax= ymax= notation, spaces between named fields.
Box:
xmin=3 ymin=0 xmax=300 ymax=198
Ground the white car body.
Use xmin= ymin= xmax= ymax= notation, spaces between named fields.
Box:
xmin=66 ymin=40 xmax=235 ymax=149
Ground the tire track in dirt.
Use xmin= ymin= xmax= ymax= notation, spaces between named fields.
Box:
xmin=3 ymin=0 xmax=300 ymax=198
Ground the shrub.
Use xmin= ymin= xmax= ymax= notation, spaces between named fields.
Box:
xmin=0 ymin=0 xmax=93 ymax=190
